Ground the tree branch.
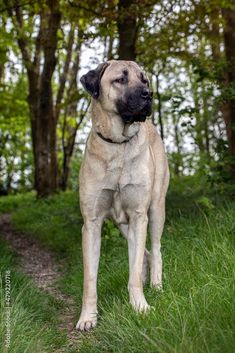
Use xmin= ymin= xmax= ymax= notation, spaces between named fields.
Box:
xmin=68 ymin=0 xmax=104 ymax=17
xmin=33 ymin=11 xmax=43 ymax=73
xmin=0 ymin=0 xmax=37 ymax=14
xmin=55 ymin=24 xmax=75 ymax=121
xmin=5 ymin=0 xmax=32 ymax=70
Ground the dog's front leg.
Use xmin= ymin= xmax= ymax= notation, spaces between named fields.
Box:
xmin=127 ymin=212 xmax=150 ymax=312
xmin=76 ymin=218 xmax=102 ymax=331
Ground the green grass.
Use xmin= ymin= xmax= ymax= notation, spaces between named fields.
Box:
xmin=0 ymin=240 xmax=66 ymax=353
xmin=0 ymin=177 xmax=234 ymax=352
xmin=0 ymin=193 xmax=36 ymax=214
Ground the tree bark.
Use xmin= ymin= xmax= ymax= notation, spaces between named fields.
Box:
xmin=201 ymin=82 xmax=210 ymax=158
xmin=222 ymin=5 xmax=235 ymax=178
xmin=117 ymin=0 xmax=138 ymax=60
xmin=155 ymin=74 xmax=164 ymax=140
xmin=60 ymin=115 xmax=79 ymax=191
xmin=107 ymin=35 xmax=114 ymax=60
xmin=173 ymin=121 xmax=181 ymax=176
xmin=60 ymin=105 xmax=87 ymax=190
xmin=36 ymin=2 xmax=61 ymax=196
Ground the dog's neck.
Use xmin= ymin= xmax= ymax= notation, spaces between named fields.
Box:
xmin=90 ymin=100 xmax=140 ymax=143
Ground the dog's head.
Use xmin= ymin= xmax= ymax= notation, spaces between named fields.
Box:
xmin=80 ymin=60 xmax=153 ymax=124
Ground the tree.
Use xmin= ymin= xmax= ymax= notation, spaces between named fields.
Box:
xmin=6 ymin=0 xmax=61 ymax=197
xmin=57 ymin=28 xmax=89 ymax=190
xmin=117 ymin=0 xmax=138 ymax=60
xmin=1 ymin=0 xmax=235 ymax=191
xmin=221 ymin=3 xmax=235 ymax=178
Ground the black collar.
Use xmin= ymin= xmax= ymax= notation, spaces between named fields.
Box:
xmin=97 ymin=132 xmax=132 ymax=144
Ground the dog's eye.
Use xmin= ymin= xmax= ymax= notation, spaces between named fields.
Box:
xmin=141 ymin=73 xmax=149 ymax=85
xmin=114 ymin=77 xmax=127 ymax=84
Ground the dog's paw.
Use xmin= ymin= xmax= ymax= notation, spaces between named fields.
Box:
xmin=76 ymin=311 xmax=98 ymax=331
xmin=132 ymin=298 xmax=150 ymax=312
xmin=150 ymin=281 xmax=163 ymax=291
xmin=130 ymin=292 xmax=150 ymax=313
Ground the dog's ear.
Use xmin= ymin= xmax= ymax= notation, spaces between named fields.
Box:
xmin=80 ymin=62 xmax=109 ymax=99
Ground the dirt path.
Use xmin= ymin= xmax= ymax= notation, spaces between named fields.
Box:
xmin=0 ymin=214 xmax=81 ymax=352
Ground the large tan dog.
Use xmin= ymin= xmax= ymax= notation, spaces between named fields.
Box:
xmin=76 ymin=60 xmax=169 ymax=331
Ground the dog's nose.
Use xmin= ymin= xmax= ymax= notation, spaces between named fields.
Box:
xmin=141 ymin=88 xmax=153 ymax=100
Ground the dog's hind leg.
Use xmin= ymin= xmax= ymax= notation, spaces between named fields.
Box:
xmin=118 ymin=223 xmax=150 ymax=284
xmin=148 ymin=198 xmax=165 ymax=289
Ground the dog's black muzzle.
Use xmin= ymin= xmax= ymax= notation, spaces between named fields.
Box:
xmin=116 ymin=86 xmax=153 ymax=124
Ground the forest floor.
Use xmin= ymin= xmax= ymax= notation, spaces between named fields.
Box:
xmin=0 ymin=177 xmax=235 ymax=353
xmin=0 ymin=213 xmax=80 ymax=352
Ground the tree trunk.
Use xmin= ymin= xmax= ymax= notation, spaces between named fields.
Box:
xmin=60 ymin=120 xmax=78 ymax=191
xmin=222 ymin=6 xmax=235 ymax=178
xmin=173 ymin=117 xmax=181 ymax=176
xmin=117 ymin=0 xmax=138 ymax=60
xmin=60 ymin=103 xmax=87 ymax=190
xmin=27 ymin=71 xmax=40 ymax=191
xmin=8 ymin=0 xmax=61 ymax=197
xmin=58 ymin=31 xmax=84 ymax=190
xmin=36 ymin=5 xmax=61 ymax=197
xmin=155 ymin=74 xmax=164 ymax=140
xmin=201 ymin=82 xmax=210 ymax=158
xmin=107 ymin=35 xmax=114 ymax=60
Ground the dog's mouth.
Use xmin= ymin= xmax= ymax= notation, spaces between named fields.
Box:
xmin=120 ymin=102 xmax=152 ymax=124
xmin=116 ymin=98 xmax=152 ymax=124
xmin=121 ymin=114 xmax=147 ymax=123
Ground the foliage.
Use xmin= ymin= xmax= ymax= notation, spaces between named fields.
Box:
xmin=0 ymin=0 xmax=235 ymax=194
xmin=0 ymin=76 xmax=32 ymax=193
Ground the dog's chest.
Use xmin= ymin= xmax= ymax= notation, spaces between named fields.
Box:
xmin=101 ymin=146 xmax=154 ymax=224
xmin=102 ymin=144 xmax=153 ymax=191
xmin=80 ymin=132 xmax=155 ymax=222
